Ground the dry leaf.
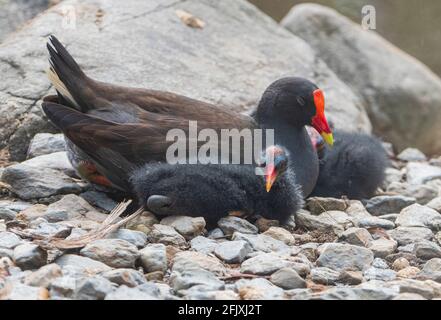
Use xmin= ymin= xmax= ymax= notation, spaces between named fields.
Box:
xmin=175 ymin=9 xmax=205 ymax=29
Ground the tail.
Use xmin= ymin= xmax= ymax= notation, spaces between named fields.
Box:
xmin=46 ymin=35 xmax=90 ymax=112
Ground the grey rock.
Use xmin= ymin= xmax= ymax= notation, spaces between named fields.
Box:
xmin=148 ymin=224 xmax=187 ymax=247
xmin=13 ymin=243 xmax=47 ymax=270
xmin=339 ymin=227 xmax=372 ymax=247
xmin=185 ymin=290 xmax=239 ymax=300
xmin=377 ymin=214 xmax=399 ymax=223
xmin=79 ymin=191 xmax=118 ymax=212
xmin=102 ymin=268 xmax=146 ymax=288
xmin=0 ymin=248 xmax=14 ymax=259
xmin=0 ymin=207 xmax=17 ymax=221
xmin=316 ymin=286 xmax=397 ymax=300
xmin=397 ymin=148 xmax=427 ymax=162
xmin=419 ymin=258 xmax=441 ymax=282
xmin=49 ymin=276 xmax=78 ymax=298
xmin=19 ymin=152 xmax=75 ymax=176
xmin=232 ymin=232 xmax=288 ymax=253
xmin=316 ymin=243 xmax=374 ymax=271
xmin=0 ymin=200 xmax=32 ymax=213
xmin=365 ymin=195 xmax=416 ymax=216
xmin=355 ymin=216 xmax=395 ymax=230
xmin=170 ymin=267 xmax=224 ymax=294
xmin=30 ymin=222 xmax=72 ymax=238
xmin=364 ymin=267 xmax=396 ymax=281
xmin=0 ymin=231 xmax=22 ymax=249
xmin=4 ymin=282 xmax=48 ymax=300
xmin=240 ymin=253 xmax=291 ymax=275
xmin=207 ymin=228 xmax=225 ymax=240
xmin=270 ymin=268 xmax=306 ymax=289
xmin=138 ymin=244 xmax=167 ymax=273
xmin=393 ymin=293 xmax=426 ymax=300
xmin=337 ymin=270 xmax=364 ymax=285
xmin=388 ymin=227 xmax=433 ymax=246
xmin=388 ymin=279 xmax=435 ymax=299
xmin=427 ymin=197 xmax=441 ymax=213
xmin=263 ymin=226 xmax=295 ymax=245
xmin=296 ymin=209 xmax=347 ymax=234
xmin=107 ymin=229 xmax=148 ymax=248
xmin=234 ymin=278 xmax=285 ymax=300
xmin=306 ymin=197 xmax=347 ymax=215
xmin=190 ymin=236 xmax=218 ymax=254
xmin=413 ymin=241 xmax=441 ymax=260
xmin=1 ymin=164 xmax=82 ymax=200
xmin=105 ymin=285 xmax=158 ymax=300
xmin=44 ymin=194 xmax=102 ymax=222
xmin=392 ymin=257 xmax=411 ymax=271
xmin=407 ymin=162 xmax=441 ymax=185
xmin=80 ymin=239 xmax=139 ymax=268
xmin=396 ymin=204 xmax=441 ymax=231
xmin=345 ymin=200 xmax=372 ymax=219
xmin=218 ymin=216 xmax=258 ymax=235
xmin=384 ymin=168 xmax=404 ymax=186
xmin=55 ymin=254 xmax=111 ymax=274
xmin=0 ymin=0 xmax=370 ymax=162
xmin=160 ymin=216 xmax=206 ymax=240
xmin=310 ymin=267 xmax=340 ymax=285
xmin=27 ymin=133 xmax=66 ymax=158
xmin=214 ymin=240 xmax=252 ymax=264
xmin=172 ymin=251 xmax=226 ymax=277
xmin=372 ymin=258 xmax=389 ymax=269
xmin=281 ymin=3 xmax=441 ymax=154
xmin=369 ymin=238 xmax=398 ymax=258
xmin=24 ymin=263 xmax=62 ymax=288
xmin=73 ymin=276 xmax=115 ymax=300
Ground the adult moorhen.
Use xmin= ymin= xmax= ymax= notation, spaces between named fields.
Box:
xmin=130 ymin=145 xmax=303 ymax=225
xmin=42 ymin=36 xmax=333 ymax=197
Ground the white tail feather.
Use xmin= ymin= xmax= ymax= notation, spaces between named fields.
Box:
xmin=46 ymin=68 xmax=80 ymax=109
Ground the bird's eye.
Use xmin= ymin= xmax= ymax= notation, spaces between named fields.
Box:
xmin=296 ymin=96 xmax=306 ymax=106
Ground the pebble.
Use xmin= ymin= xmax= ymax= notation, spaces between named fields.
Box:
xmin=395 ymin=204 xmax=441 ymax=231
xmin=406 ymin=162 xmax=441 ymax=185
xmin=31 ymin=222 xmax=72 ymax=238
xmin=170 ymin=267 xmax=224 ymax=294
xmin=310 ymin=267 xmax=340 ymax=285
xmin=13 ymin=243 xmax=47 ymax=270
xmin=235 ymin=278 xmax=284 ymax=300
xmin=392 ymin=257 xmax=410 ymax=271
xmin=0 ymin=208 xmax=17 ymax=221
xmin=393 ymin=293 xmax=426 ymax=300
xmin=55 ymin=254 xmax=111 ymax=274
xmin=4 ymin=282 xmax=49 ymax=300
xmin=80 ymin=239 xmax=139 ymax=268
xmin=172 ymin=251 xmax=226 ymax=276
xmin=306 ymin=197 xmax=347 ymax=215
xmin=240 ymin=253 xmax=291 ymax=275
xmin=107 ymin=229 xmax=148 ymax=248
xmin=0 ymin=232 xmax=22 ymax=249
xmin=397 ymin=266 xmax=421 ymax=279
xmin=148 ymin=224 xmax=187 ymax=247
xmin=232 ymin=232 xmax=288 ymax=253
xmin=387 ymin=227 xmax=433 ymax=246
xmin=355 ymin=217 xmax=395 ymax=230
xmin=418 ymin=258 xmax=441 ymax=282
xmin=126 ymin=211 xmax=158 ymax=234
xmin=24 ymin=263 xmax=62 ymax=288
xmin=27 ymin=133 xmax=66 ymax=158
xmin=427 ymin=197 xmax=441 ymax=213
xmin=388 ymin=279 xmax=435 ymax=299
xmin=345 ymin=200 xmax=372 ymax=219
xmin=49 ymin=276 xmax=77 ymax=298
xmin=44 ymin=194 xmax=98 ymax=222
xmin=339 ymin=227 xmax=372 ymax=247
xmin=217 ymin=216 xmax=258 ymax=235
xmin=369 ymin=238 xmax=398 ymax=258
xmin=214 ymin=240 xmax=252 ymax=264
xmin=316 ymin=286 xmax=398 ymax=300
xmin=161 ymin=216 xmax=206 ymax=240
xmin=263 ymin=226 xmax=295 ymax=245
xmin=255 ymin=217 xmax=280 ymax=233
xmin=296 ymin=210 xmax=346 ymax=234
xmin=365 ymin=195 xmax=416 ymax=216
xmin=270 ymin=267 xmax=306 ymax=289
xmin=101 ymin=268 xmax=146 ymax=287
xmin=207 ymin=228 xmax=225 ymax=240
xmin=337 ymin=270 xmax=364 ymax=285
xmin=364 ymin=266 xmax=396 ymax=281
xmin=73 ymin=276 xmax=115 ymax=300
xmin=105 ymin=285 xmax=158 ymax=300
xmin=316 ymin=243 xmax=374 ymax=271
xmin=413 ymin=241 xmax=441 ymax=260
xmin=190 ymin=236 xmax=218 ymax=254
xmin=138 ymin=244 xmax=167 ymax=273
xmin=397 ymin=148 xmax=427 ymax=162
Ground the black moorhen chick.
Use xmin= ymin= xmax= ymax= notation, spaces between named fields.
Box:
xmin=309 ymin=129 xmax=389 ymax=200
xmin=42 ymin=36 xmax=333 ymax=197
xmin=130 ymin=146 xmax=303 ymax=225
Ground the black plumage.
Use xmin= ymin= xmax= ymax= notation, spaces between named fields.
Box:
xmin=310 ymin=130 xmax=389 ymax=200
xmin=130 ymin=146 xmax=303 ymax=225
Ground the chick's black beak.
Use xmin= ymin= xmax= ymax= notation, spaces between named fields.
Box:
xmin=147 ymin=195 xmax=172 ymax=213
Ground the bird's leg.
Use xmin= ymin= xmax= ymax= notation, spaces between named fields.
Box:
xmin=228 ymin=210 xmax=248 ymax=218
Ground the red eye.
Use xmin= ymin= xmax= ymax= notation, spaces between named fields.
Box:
xmin=313 ymin=89 xmax=325 ymax=114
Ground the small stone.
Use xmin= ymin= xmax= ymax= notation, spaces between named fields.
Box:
xmin=306 ymin=197 xmax=347 ymax=215
xmin=102 ymin=269 xmax=146 ymax=287
xmin=393 ymin=293 xmax=426 ymax=300
xmin=270 ymin=268 xmax=306 ymax=289
xmin=44 ymin=194 xmax=99 ymax=222
xmin=13 ymin=243 xmax=47 ymax=270
xmin=79 ymin=191 xmax=118 ymax=212
xmin=419 ymin=258 xmax=441 ymax=282
xmin=190 ymin=236 xmax=218 ymax=254
xmin=24 ymin=263 xmax=62 ymax=288
xmin=160 ymin=216 xmax=206 ymax=240
xmin=254 ymin=217 xmax=279 ymax=233
xmin=170 ymin=267 xmax=224 ymax=294
xmin=413 ymin=241 xmax=441 ymax=260
xmin=316 ymin=286 xmax=398 ymax=300
xmin=396 ymin=204 xmax=441 ymax=231
xmin=263 ymin=226 xmax=295 ymax=245
xmin=4 ymin=282 xmax=49 ymax=300
xmin=16 ymin=204 xmax=47 ymax=221
xmin=126 ymin=211 xmax=158 ymax=234
xmin=355 ymin=217 xmax=395 ymax=230
xmin=80 ymin=239 xmax=139 ymax=268
xmin=388 ymin=227 xmax=433 ymax=246
xmin=310 ymin=267 xmax=340 ymax=285
xmin=392 ymin=257 xmax=410 ymax=271
xmin=207 ymin=228 xmax=225 ymax=239
xmin=55 ymin=254 xmax=111 ymax=274
xmin=427 ymin=197 xmax=441 ymax=213
xmin=172 ymin=251 xmax=226 ymax=276
xmin=345 ymin=200 xmax=372 ymax=219
xmin=296 ymin=210 xmax=348 ymax=234
xmin=148 ymin=224 xmax=187 ymax=247
xmin=369 ymin=238 xmax=398 ymax=258
xmin=107 ymin=229 xmax=148 ymax=248
xmin=0 ymin=232 xmax=22 ymax=249
xmin=145 ymin=271 xmax=164 ymax=281
xmin=240 ymin=253 xmax=291 ymax=275
xmin=397 ymin=148 xmax=427 ymax=162
xmin=0 ymin=208 xmax=17 ymax=221
xmin=389 ymin=279 xmax=435 ymax=299
xmin=20 ymin=152 xmax=74 ymax=175
xmin=235 ymin=278 xmax=284 ymax=300
xmin=214 ymin=240 xmax=252 ymax=264
xmin=185 ymin=290 xmax=239 ymax=300
xmin=384 ymin=168 xmax=404 ymax=186
xmin=0 ymin=248 xmax=13 ymax=259
xmin=372 ymin=257 xmax=389 ymax=269
xmin=339 ymin=227 xmax=372 ymax=247
xmin=232 ymin=232 xmax=288 ymax=253
xmin=436 ymin=232 xmax=441 ymax=246
xmin=377 ymin=214 xmax=399 ymax=223
xmin=1 ymin=164 xmax=81 ymax=200
xmin=139 ymin=244 xmax=167 ymax=273
xmin=397 ymin=266 xmax=421 ymax=279
xmin=0 ymin=221 xmax=6 ymax=233
xmin=316 ymin=243 xmax=374 ymax=271
xmin=407 ymin=162 xmax=441 ymax=185
xmin=27 ymin=133 xmax=66 ymax=158
xmin=105 ymin=285 xmax=158 ymax=300
xmin=73 ymin=276 xmax=115 ymax=300
xmin=49 ymin=276 xmax=77 ymax=298
xmin=364 ymin=266 xmax=396 ymax=281
xmin=31 ymin=222 xmax=72 ymax=238
xmin=337 ymin=270 xmax=363 ymax=285
xmin=218 ymin=216 xmax=258 ymax=235
xmin=365 ymin=195 xmax=416 ymax=216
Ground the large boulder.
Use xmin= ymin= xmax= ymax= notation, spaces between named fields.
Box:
xmin=0 ymin=0 xmax=371 ymax=161
xmin=281 ymin=4 xmax=441 ymax=155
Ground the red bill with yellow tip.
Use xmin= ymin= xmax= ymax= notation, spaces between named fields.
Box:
xmin=265 ymin=163 xmax=277 ymax=192
xmin=311 ymin=89 xmax=334 ymax=146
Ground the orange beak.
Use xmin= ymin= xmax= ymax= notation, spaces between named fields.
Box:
xmin=311 ymin=89 xmax=334 ymax=146
xmin=265 ymin=163 xmax=277 ymax=192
